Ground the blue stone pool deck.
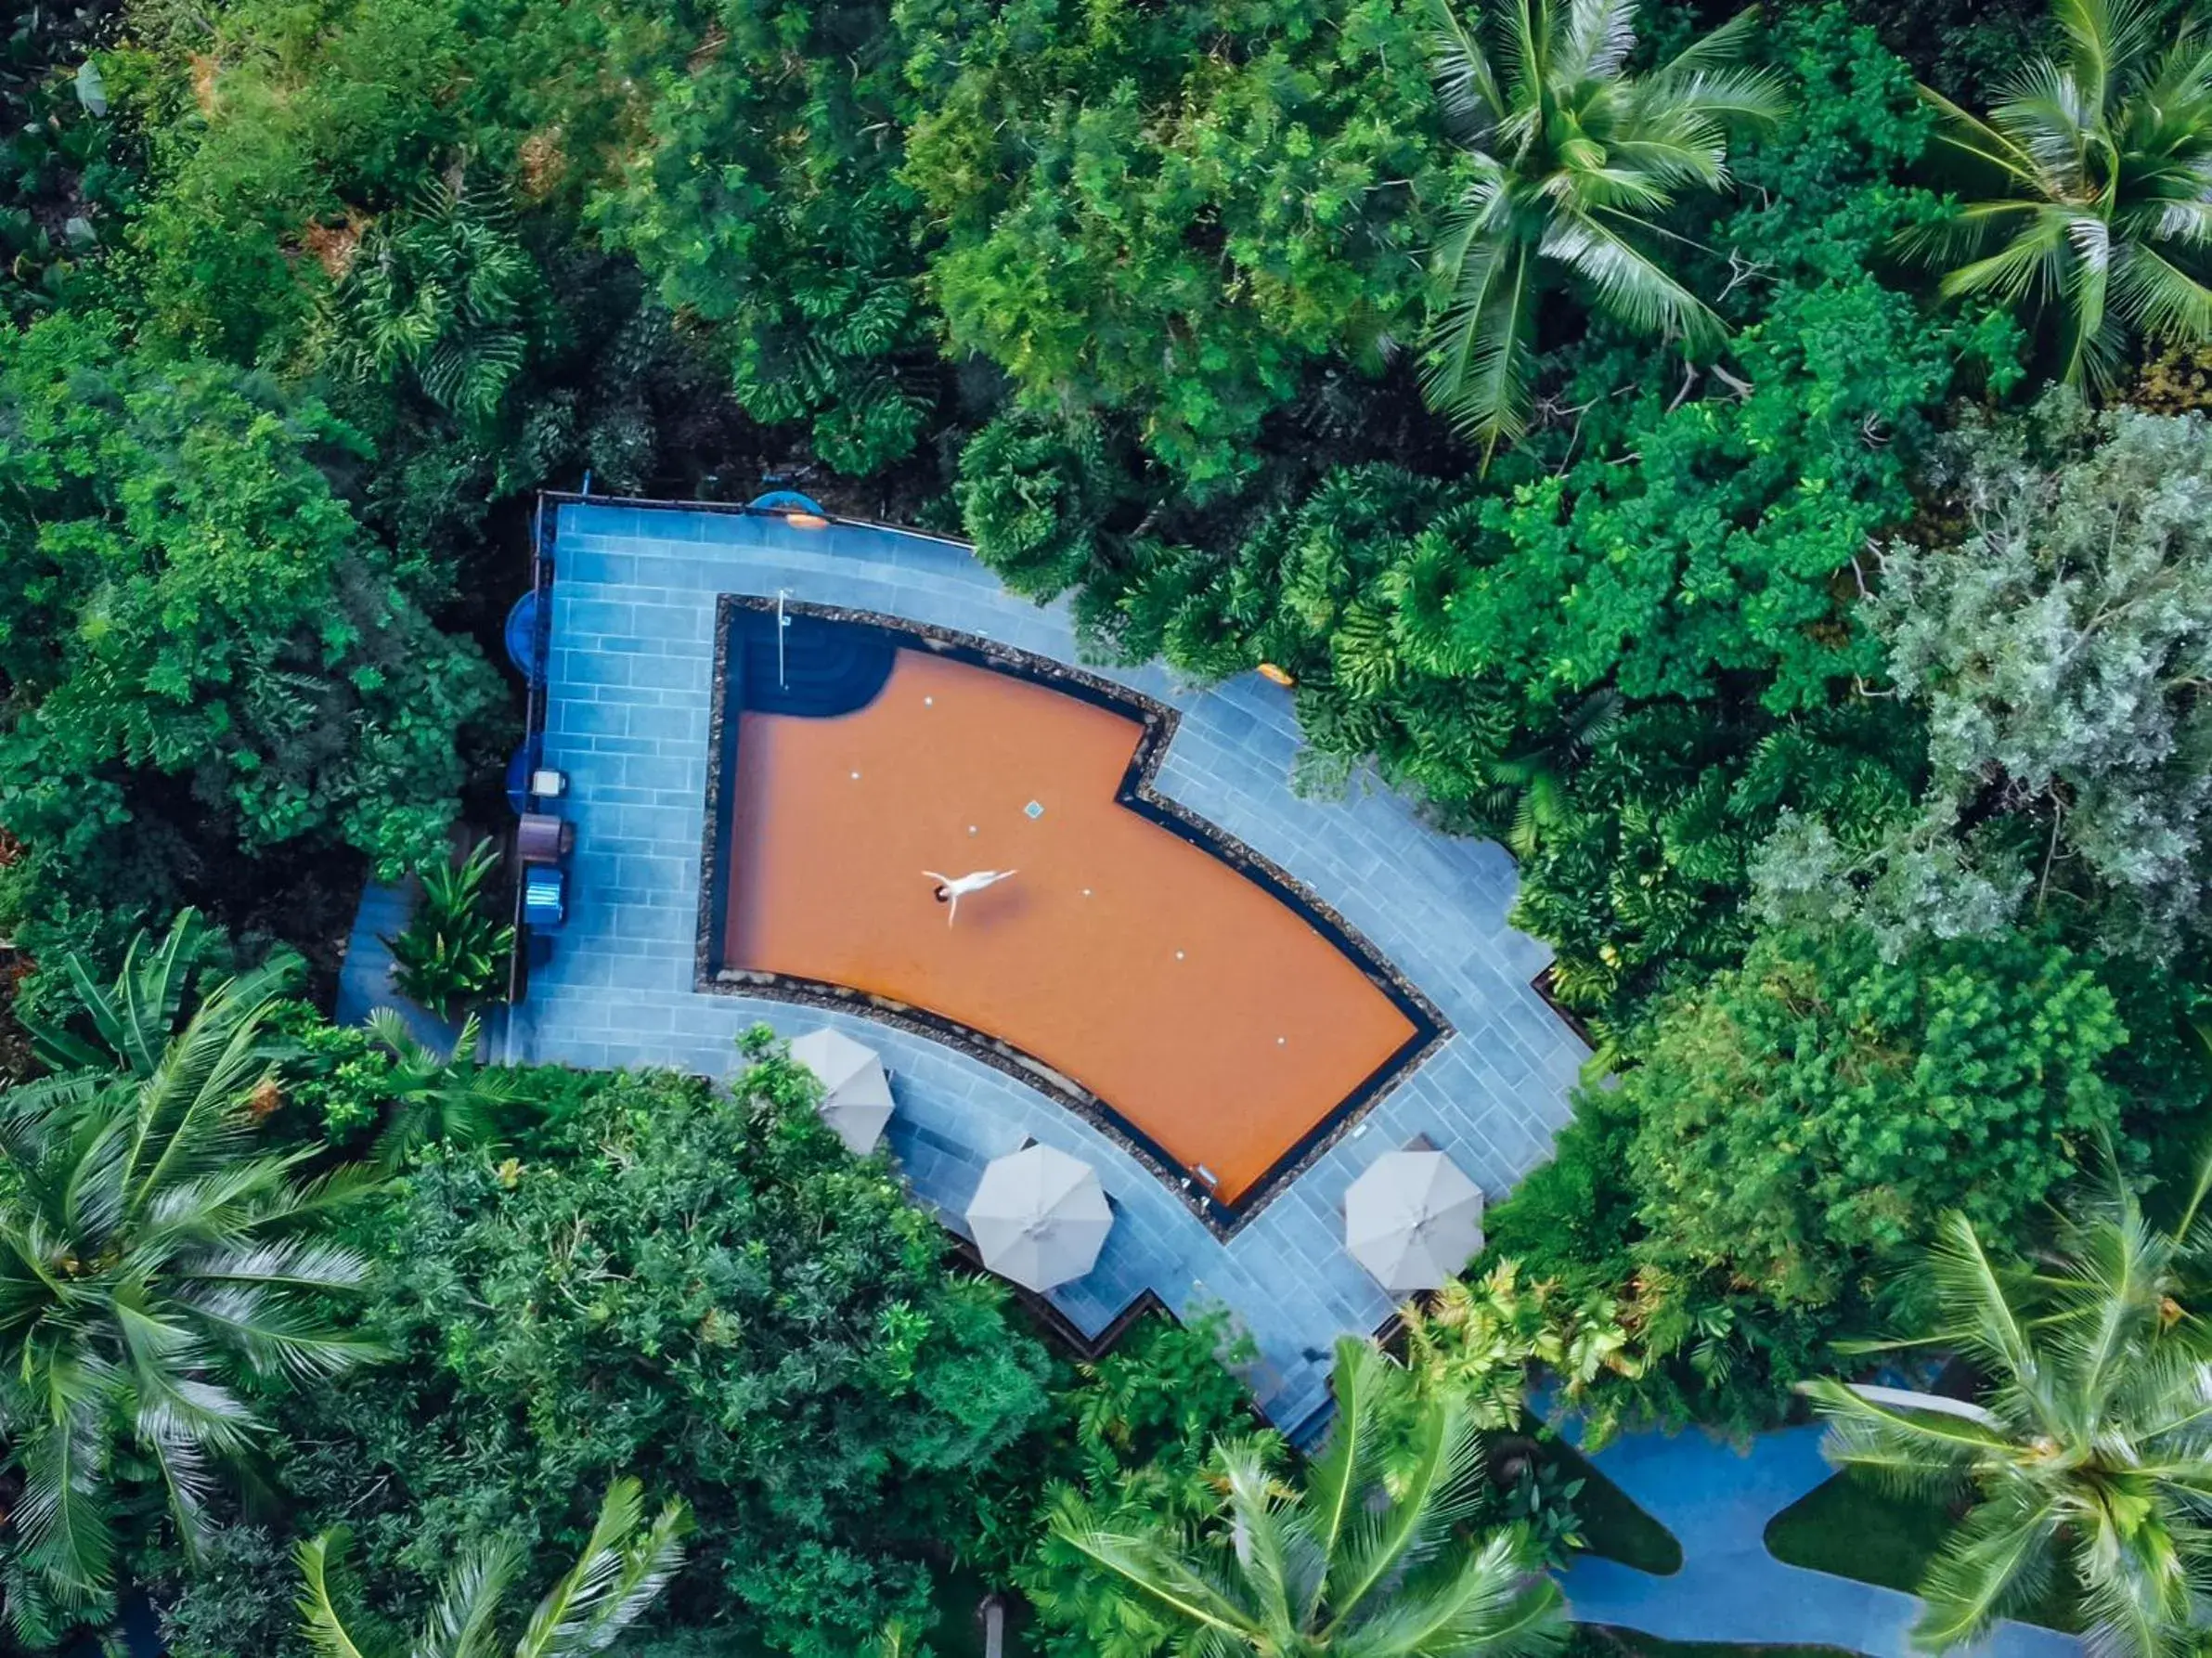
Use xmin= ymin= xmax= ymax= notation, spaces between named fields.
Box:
xmin=498 ymin=499 xmax=1586 ymax=1434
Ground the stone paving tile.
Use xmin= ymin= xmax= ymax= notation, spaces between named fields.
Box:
xmin=497 ymin=501 xmax=1588 ymax=1435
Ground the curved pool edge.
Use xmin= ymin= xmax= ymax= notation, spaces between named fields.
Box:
xmin=494 ymin=493 xmax=1590 ymax=1431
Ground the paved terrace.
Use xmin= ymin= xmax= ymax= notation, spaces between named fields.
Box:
xmin=500 ymin=499 xmax=1586 ymax=1433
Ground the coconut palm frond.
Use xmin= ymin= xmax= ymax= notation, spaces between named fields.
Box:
xmin=1908 ymin=0 xmax=2212 ymax=384
xmin=1051 ymin=1339 xmax=1566 ymax=1655
xmin=1417 ymin=0 xmax=1777 ymax=451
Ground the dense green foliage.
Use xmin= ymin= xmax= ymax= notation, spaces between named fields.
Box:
xmin=0 ymin=312 xmax=501 ymax=965
xmin=8 ymin=0 xmax=2212 ymax=1646
xmin=270 ymin=1039 xmax=1048 ymax=1658
xmin=0 ymin=914 xmax=377 ymax=1642
xmin=985 ymin=1314 xmax=1261 ymax=1658
xmin=1419 ymin=0 xmax=1782 ymax=448
xmin=298 ymin=1479 xmax=690 ymax=1658
xmin=901 ymin=0 xmax=1445 ymax=487
xmin=1763 ymin=393 xmax=2212 ymax=959
xmin=599 ymin=0 xmax=935 ymax=477
xmin=1054 ymin=1338 xmax=1568 ymax=1658
xmin=1807 ymin=1164 xmax=2212 ymax=1658
xmin=1621 ymin=925 xmax=2127 ymax=1311
xmin=1908 ymin=0 xmax=2212 ymax=391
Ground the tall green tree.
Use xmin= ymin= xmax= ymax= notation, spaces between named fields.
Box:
xmin=1907 ymin=0 xmax=2212 ymax=392
xmin=1420 ymin=0 xmax=1785 ymax=449
xmin=1623 ymin=923 xmax=2128 ymax=1313
xmin=0 ymin=311 xmax=502 ymax=958
xmin=1805 ymin=1172 xmax=2212 ymax=1658
xmin=1053 ymin=1337 xmax=1567 ymax=1658
xmin=901 ymin=0 xmax=1449 ymax=487
xmin=597 ymin=0 xmax=934 ymax=476
xmin=289 ymin=1037 xmax=1049 ymax=1658
xmin=1874 ymin=395 xmax=2212 ymax=955
xmin=298 ymin=1478 xmax=688 ymax=1658
xmin=0 ymin=913 xmax=380 ymax=1640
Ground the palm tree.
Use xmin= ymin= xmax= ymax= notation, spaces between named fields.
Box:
xmin=1481 ymin=690 xmax=1624 ymax=858
xmin=1803 ymin=1178 xmax=2212 ymax=1658
xmin=297 ymin=1477 xmax=689 ymax=1658
xmin=362 ymin=1006 xmax=526 ymax=1168
xmin=19 ymin=906 xmax=299 ymax=1083
xmin=1420 ymin=0 xmax=1786 ymax=452
xmin=1053 ymin=1336 xmax=1568 ymax=1656
xmin=0 ymin=913 xmax=382 ymax=1634
xmin=1905 ymin=0 xmax=2212 ymax=394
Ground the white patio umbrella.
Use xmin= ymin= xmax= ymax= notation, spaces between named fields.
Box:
xmin=1344 ymin=1148 xmax=1485 ymax=1294
xmin=788 ymin=1028 xmax=894 ymax=1155
xmin=964 ymin=1144 xmax=1112 ymax=1291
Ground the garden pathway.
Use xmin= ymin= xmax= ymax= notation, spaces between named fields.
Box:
xmin=488 ymin=498 xmax=1590 ymax=1435
xmin=1562 ymin=1422 xmax=2081 ymax=1658
xmin=332 ymin=878 xmax=461 ymax=1051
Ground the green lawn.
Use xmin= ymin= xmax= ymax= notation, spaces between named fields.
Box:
xmin=1763 ymin=1474 xmax=2078 ymax=1634
xmin=1552 ymin=1441 xmax=1685 ymax=1575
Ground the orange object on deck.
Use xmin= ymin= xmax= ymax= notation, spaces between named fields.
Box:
xmin=722 ymin=649 xmax=1420 ymax=1206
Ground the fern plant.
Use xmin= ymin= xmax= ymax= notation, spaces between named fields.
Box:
xmin=386 ymin=838 xmax=514 ymax=1020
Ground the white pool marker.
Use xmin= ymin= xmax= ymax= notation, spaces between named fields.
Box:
xmin=850 ymin=771 xmax=861 ymax=780
xmin=1081 ymin=887 xmax=1093 ymax=897
xmin=924 ymin=695 xmax=935 ymax=706
xmin=1175 ymin=950 xmax=1185 ymax=960
xmin=968 ymin=824 xmax=979 ymax=835
xmin=1277 ymin=1036 xmax=1287 ymax=1046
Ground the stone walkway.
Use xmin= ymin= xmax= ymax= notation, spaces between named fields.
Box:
xmin=332 ymin=879 xmax=461 ymax=1052
xmin=493 ymin=499 xmax=1588 ymax=1433
xmin=1564 ymin=1423 xmax=2080 ymax=1658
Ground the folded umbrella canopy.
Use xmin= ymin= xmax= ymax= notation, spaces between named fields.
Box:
xmin=788 ymin=1027 xmax=895 ymax=1155
xmin=964 ymin=1143 xmax=1113 ymax=1291
xmin=1344 ymin=1148 xmax=1485 ymax=1294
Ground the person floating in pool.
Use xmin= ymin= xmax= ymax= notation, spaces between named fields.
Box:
xmin=924 ymin=868 xmax=1017 ymax=926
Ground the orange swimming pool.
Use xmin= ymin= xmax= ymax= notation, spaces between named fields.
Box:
xmin=709 ymin=612 xmax=1432 ymax=1211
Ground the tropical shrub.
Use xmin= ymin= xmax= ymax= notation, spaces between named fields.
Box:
xmin=953 ymin=414 xmax=1143 ymax=610
xmin=387 ymin=838 xmax=515 ymax=1018
xmin=1401 ymin=1262 xmax=1640 ymax=1442
xmin=112 ymin=0 xmax=761 ymax=615
xmin=122 ymin=0 xmax=642 ymax=367
xmin=899 ymin=0 xmax=1451 ymax=487
xmin=0 ymin=311 xmax=502 ymax=958
xmin=1051 ymin=1337 xmax=1568 ymax=1658
xmin=1622 ymin=923 xmax=2128 ymax=1314
xmin=984 ymin=1313 xmax=1256 ymax=1658
xmin=263 ymin=1036 xmax=1050 ymax=1658
xmin=357 ymin=1006 xmax=526 ymax=1166
xmin=595 ymin=0 xmax=934 ymax=475
xmin=323 ymin=175 xmax=541 ymax=427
